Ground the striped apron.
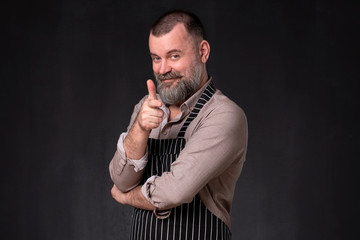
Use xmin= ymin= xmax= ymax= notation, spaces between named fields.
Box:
xmin=130 ymin=82 xmax=231 ymax=240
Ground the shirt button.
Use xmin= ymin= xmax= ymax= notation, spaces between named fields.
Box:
xmin=162 ymin=131 xmax=168 ymax=136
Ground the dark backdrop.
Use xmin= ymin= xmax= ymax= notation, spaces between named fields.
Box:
xmin=2 ymin=0 xmax=358 ymax=239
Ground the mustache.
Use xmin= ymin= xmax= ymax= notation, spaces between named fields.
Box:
xmin=156 ymin=71 xmax=182 ymax=81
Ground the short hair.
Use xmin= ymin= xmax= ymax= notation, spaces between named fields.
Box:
xmin=150 ymin=10 xmax=207 ymax=43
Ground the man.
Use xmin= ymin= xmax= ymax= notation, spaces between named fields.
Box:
xmin=110 ymin=10 xmax=248 ymax=239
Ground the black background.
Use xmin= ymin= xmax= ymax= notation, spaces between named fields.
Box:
xmin=2 ymin=0 xmax=359 ymax=239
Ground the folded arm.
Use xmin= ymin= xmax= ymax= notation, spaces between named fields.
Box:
xmin=141 ymin=104 xmax=248 ymax=210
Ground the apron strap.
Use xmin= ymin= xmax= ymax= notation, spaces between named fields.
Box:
xmin=177 ymin=81 xmax=216 ymax=138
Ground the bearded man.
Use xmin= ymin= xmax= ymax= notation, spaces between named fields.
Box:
xmin=109 ymin=10 xmax=248 ymax=240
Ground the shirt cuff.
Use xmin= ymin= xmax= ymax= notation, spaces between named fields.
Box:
xmin=117 ymin=132 xmax=148 ymax=172
xmin=141 ymin=175 xmax=157 ymax=203
xmin=141 ymin=177 xmax=171 ymax=219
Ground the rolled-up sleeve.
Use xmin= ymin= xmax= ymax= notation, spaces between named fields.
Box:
xmin=118 ymin=132 xmax=148 ymax=172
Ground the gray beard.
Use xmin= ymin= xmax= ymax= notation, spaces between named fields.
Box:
xmin=155 ymin=63 xmax=202 ymax=105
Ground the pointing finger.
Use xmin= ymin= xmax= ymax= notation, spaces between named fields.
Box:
xmin=147 ymin=79 xmax=158 ymax=100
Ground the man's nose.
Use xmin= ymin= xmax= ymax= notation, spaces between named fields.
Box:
xmin=158 ymin=60 xmax=171 ymax=75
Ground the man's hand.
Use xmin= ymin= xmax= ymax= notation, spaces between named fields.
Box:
xmin=136 ymin=79 xmax=164 ymax=131
xmin=111 ymin=184 xmax=155 ymax=211
xmin=111 ymin=184 xmax=128 ymax=205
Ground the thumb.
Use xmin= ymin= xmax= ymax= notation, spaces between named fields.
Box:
xmin=147 ymin=79 xmax=158 ymax=100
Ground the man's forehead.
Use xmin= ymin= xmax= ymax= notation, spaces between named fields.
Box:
xmin=149 ymin=24 xmax=192 ymax=53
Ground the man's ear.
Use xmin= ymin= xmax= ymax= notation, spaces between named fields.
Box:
xmin=199 ymin=40 xmax=210 ymax=63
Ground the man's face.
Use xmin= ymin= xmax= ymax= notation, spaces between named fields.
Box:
xmin=149 ymin=24 xmax=203 ymax=105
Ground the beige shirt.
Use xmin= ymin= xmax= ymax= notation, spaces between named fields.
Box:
xmin=109 ymin=79 xmax=248 ymax=228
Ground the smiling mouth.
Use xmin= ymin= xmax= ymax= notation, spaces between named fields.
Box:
xmin=160 ymin=78 xmax=181 ymax=88
xmin=163 ymin=77 xmax=180 ymax=81
xmin=161 ymin=77 xmax=181 ymax=83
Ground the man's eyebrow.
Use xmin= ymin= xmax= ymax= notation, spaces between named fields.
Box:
xmin=167 ymin=49 xmax=182 ymax=54
xmin=149 ymin=49 xmax=183 ymax=56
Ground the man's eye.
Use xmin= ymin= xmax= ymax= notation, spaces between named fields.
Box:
xmin=171 ymin=54 xmax=179 ymax=60
xmin=152 ymin=56 xmax=161 ymax=62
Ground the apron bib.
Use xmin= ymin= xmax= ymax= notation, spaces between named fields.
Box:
xmin=130 ymin=82 xmax=231 ymax=240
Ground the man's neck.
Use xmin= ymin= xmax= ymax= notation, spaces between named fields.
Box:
xmin=168 ymin=105 xmax=182 ymax=121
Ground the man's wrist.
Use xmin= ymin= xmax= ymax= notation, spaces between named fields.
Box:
xmin=134 ymin=119 xmax=151 ymax=135
xmin=124 ymin=123 xmax=149 ymax=160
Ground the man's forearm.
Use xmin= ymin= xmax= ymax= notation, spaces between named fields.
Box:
xmin=123 ymin=121 xmax=150 ymax=160
xmin=124 ymin=80 xmax=164 ymax=160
